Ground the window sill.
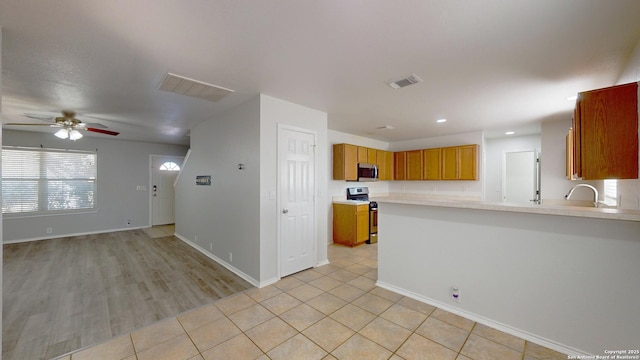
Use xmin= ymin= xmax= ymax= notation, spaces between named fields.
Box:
xmin=3 ymin=208 xmax=100 ymax=219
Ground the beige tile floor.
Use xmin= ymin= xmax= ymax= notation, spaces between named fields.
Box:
xmin=54 ymin=244 xmax=567 ymax=360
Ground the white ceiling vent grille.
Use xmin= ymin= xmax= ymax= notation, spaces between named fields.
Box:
xmin=158 ymin=73 xmax=234 ymax=102
xmin=387 ymin=73 xmax=423 ymax=89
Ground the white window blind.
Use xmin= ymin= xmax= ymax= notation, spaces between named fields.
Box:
xmin=2 ymin=147 xmax=97 ymax=214
xmin=603 ymin=179 xmax=617 ymax=206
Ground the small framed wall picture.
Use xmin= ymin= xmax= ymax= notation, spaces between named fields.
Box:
xmin=196 ymin=175 xmax=211 ymax=186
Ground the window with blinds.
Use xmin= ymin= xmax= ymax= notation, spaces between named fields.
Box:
xmin=2 ymin=147 xmax=97 ymax=215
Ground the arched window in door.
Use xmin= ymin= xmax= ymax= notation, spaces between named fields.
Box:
xmin=159 ymin=161 xmax=180 ymax=171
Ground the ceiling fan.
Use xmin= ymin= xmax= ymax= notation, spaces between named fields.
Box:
xmin=6 ymin=110 xmax=119 ymax=140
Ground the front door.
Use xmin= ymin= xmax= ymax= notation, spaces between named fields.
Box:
xmin=279 ymin=126 xmax=316 ymax=277
xmin=151 ymin=155 xmax=183 ymax=226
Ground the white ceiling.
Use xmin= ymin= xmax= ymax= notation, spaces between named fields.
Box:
xmin=2 ymin=0 xmax=640 ymax=145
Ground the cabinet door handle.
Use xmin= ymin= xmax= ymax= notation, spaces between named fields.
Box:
xmin=282 ymin=209 xmax=289 ymax=214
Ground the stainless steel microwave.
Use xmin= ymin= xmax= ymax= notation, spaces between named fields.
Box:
xmin=357 ymin=163 xmax=378 ymax=182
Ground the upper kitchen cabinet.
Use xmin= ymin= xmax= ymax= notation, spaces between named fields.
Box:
xmin=356 ymin=146 xmax=377 ymax=164
xmin=406 ymin=150 xmax=424 ymax=180
xmin=394 ymin=151 xmax=407 ymax=180
xmin=377 ymin=149 xmax=394 ymax=181
xmin=572 ymin=82 xmax=638 ymax=180
xmin=423 ymin=148 xmax=442 ymax=180
xmin=333 ymin=143 xmax=358 ymax=180
xmin=442 ymin=145 xmax=478 ymax=180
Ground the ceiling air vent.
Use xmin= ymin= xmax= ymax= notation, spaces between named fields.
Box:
xmin=158 ymin=73 xmax=234 ymax=102
xmin=387 ymin=73 xmax=423 ymax=89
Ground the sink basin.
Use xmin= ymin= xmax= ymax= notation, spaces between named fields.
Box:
xmin=539 ymin=199 xmax=615 ymax=208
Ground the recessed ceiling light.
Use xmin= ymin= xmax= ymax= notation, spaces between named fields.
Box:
xmin=567 ymin=95 xmax=578 ymax=101
xmin=436 ymin=118 xmax=447 ymax=123
xmin=505 ymin=131 xmax=515 ymax=135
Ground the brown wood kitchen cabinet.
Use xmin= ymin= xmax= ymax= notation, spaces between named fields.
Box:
xmin=376 ymin=149 xmax=394 ymax=180
xmin=423 ymin=148 xmax=442 ymax=180
xmin=357 ymin=146 xmax=368 ymax=163
xmin=442 ymin=145 xmax=478 ymax=180
xmin=356 ymin=146 xmax=377 ymax=164
xmin=406 ymin=150 xmax=424 ymax=180
xmin=333 ymin=203 xmax=369 ymax=246
xmin=333 ymin=143 xmax=358 ymax=180
xmin=394 ymin=151 xmax=407 ymax=180
xmin=571 ymin=82 xmax=638 ymax=180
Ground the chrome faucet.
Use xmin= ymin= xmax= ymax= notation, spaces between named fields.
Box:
xmin=564 ymin=184 xmax=599 ymax=207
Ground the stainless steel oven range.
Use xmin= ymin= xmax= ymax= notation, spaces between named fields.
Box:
xmin=346 ymin=187 xmax=378 ymax=244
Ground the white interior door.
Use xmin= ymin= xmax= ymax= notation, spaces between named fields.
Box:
xmin=151 ymin=155 xmax=183 ymax=226
xmin=279 ymin=126 xmax=316 ymax=277
xmin=503 ymin=150 xmax=538 ymax=203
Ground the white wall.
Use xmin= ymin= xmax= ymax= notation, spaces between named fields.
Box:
xmin=174 ymin=96 xmax=262 ymax=283
xmin=617 ymin=37 xmax=640 ymax=85
xmin=259 ymin=94 xmax=329 ymax=284
xmin=3 ymin=130 xmax=188 ymax=242
xmin=389 ymin=131 xmax=485 ymax=199
xmin=175 ymin=94 xmax=328 ymax=286
xmin=484 ymin=135 xmax=541 ymax=203
xmin=378 ymin=202 xmax=640 ymax=356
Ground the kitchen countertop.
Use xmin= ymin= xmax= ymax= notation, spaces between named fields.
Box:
xmin=332 ymin=200 xmax=370 ymax=205
xmin=372 ymin=195 xmax=640 ymax=222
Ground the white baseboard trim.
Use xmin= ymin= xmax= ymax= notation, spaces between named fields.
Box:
xmin=258 ymin=277 xmax=280 ymax=288
xmin=315 ymin=259 xmax=330 ymax=267
xmin=375 ymin=280 xmax=591 ymax=357
xmin=3 ymin=226 xmax=147 ymax=244
xmin=174 ymin=233 xmax=260 ymax=288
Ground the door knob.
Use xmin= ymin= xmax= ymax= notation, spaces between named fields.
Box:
xmin=282 ymin=209 xmax=289 ymax=214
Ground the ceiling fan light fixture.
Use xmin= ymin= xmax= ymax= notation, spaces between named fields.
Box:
xmin=54 ymin=128 xmax=69 ymax=139
xmin=69 ymin=129 xmax=83 ymax=140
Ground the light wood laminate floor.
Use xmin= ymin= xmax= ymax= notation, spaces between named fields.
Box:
xmin=55 ymin=243 xmax=568 ymax=360
xmin=2 ymin=229 xmax=252 ymax=360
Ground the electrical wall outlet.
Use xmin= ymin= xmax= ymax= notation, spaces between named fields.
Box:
xmin=127 ymin=219 xmax=131 ymax=225
xmin=229 ymin=252 xmax=233 ymax=262
xmin=451 ymin=286 xmax=461 ymax=303
xmin=46 ymin=227 xmax=52 ymax=234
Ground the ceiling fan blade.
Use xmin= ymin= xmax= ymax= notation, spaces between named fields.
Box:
xmin=81 ymin=122 xmax=108 ymax=129
xmin=5 ymin=123 xmax=58 ymax=127
xmin=86 ymin=127 xmax=119 ymax=136
xmin=22 ymin=113 xmax=54 ymax=121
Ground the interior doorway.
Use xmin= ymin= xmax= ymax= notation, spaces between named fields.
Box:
xmin=150 ymin=155 xmax=184 ymax=226
xmin=503 ymin=150 xmax=540 ymax=203
xmin=278 ymin=125 xmax=317 ymax=277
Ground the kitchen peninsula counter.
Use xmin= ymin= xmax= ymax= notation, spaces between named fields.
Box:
xmin=375 ymin=195 xmax=640 ymax=356
xmin=372 ymin=195 xmax=640 ymax=222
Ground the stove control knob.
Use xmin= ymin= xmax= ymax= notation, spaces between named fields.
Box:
xmin=282 ymin=209 xmax=289 ymax=214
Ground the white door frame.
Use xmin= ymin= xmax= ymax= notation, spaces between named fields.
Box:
xmin=148 ymin=154 xmax=184 ymax=227
xmin=276 ymin=124 xmax=317 ymax=278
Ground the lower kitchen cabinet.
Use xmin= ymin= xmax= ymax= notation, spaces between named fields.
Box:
xmin=333 ymin=203 xmax=369 ymax=246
